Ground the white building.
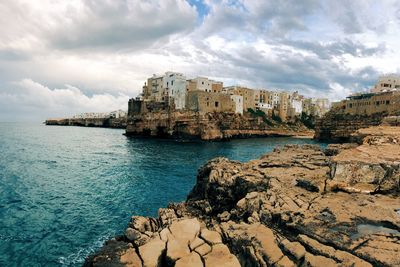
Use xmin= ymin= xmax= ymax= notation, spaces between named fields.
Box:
xmin=230 ymin=95 xmax=244 ymax=114
xmin=188 ymin=77 xmax=223 ymax=93
xmin=73 ymin=112 xmax=109 ymax=119
xmin=109 ymin=110 xmax=127 ymax=119
xmin=271 ymin=92 xmax=280 ymax=107
xmin=257 ymin=102 xmax=273 ymax=112
xmin=163 ymin=72 xmax=187 ymax=110
xmin=372 ymin=74 xmax=400 ymax=93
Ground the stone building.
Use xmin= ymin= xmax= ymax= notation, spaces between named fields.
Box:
xmin=333 ymin=91 xmax=400 ymax=115
xmin=144 ymin=74 xmax=165 ymax=102
xmin=223 ymin=86 xmax=256 ymax=112
xmin=287 ymin=92 xmax=303 ymax=118
xmin=186 ymin=91 xmax=234 ymax=113
xmin=278 ymin=92 xmax=289 ymax=121
xmin=186 ymin=77 xmax=223 ymax=93
xmin=372 ymin=74 xmax=400 ymax=93
xmin=163 ymin=72 xmax=187 ymax=110
xmin=302 ymin=98 xmax=330 ymax=117
xmin=230 ymin=95 xmax=244 ymax=114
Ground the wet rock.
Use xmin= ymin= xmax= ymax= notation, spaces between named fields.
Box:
xmin=84 ymin=240 xmax=141 ymax=267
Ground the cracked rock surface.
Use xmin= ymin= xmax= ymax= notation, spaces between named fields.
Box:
xmin=84 ymin=126 xmax=400 ymax=267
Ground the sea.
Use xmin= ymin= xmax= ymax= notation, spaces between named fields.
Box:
xmin=0 ymin=123 xmax=326 ymax=266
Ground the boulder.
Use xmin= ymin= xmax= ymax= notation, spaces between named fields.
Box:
xmin=169 ymin=218 xmax=200 ymax=243
xmin=203 ymin=244 xmax=241 ymax=267
xmin=138 ymin=236 xmax=165 ymax=267
xmin=175 ymin=252 xmax=203 ymax=267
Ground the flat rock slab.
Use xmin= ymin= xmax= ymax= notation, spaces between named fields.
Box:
xmin=169 ymin=218 xmax=200 ymax=242
xmin=203 ymin=244 xmax=241 ymax=267
xmin=138 ymin=236 xmax=165 ymax=267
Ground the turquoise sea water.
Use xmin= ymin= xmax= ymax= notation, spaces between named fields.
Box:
xmin=0 ymin=123 xmax=324 ymax=266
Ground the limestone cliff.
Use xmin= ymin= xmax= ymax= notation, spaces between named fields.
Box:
xmin=126 ymin=111 xmax=313 ymax=140
xmin=85 ymin=125 xmax=400 ymax=267
xmin=45 ymin=117 xmax=127 ymax=129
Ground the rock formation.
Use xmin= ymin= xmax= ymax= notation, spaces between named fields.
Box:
xmin=126 ymin=111 xmax=313 ymax=140
xmin=45 ymin=117 xmax=127 ymax=128
xmin=85 ymin=125 xmax=400 ymax=267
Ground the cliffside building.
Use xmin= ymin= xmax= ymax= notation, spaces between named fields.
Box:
xmin=186 ymin=91 xmax=234 ymax=113
xmin=163 ymin=72 xmax=187 ymax=110
xmin=223 ymin=86 xmax=256 ymax=112
xmin=187 ymin=77 xmax=223 ymax=93
xmin=372 ymin=74 xmax=400 ymax=93
xmin=332 ymin=91 xmax=400 ymax=115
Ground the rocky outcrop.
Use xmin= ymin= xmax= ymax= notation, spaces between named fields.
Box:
xmin=85 ymin=126 xmax=400 ymax=267
xmin=126 ymin=111 xmax=313 ymax=140
xmin=314 ymin=111 xmax=387 ymax=141
xmin=45 ymin=117 xmax=127 ymax=128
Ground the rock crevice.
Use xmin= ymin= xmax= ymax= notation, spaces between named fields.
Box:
xmin=85 ymin=125 xmax=400 ymax=267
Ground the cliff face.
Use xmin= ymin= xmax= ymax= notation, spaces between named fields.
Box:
xmin=314 ymin=111 xmax=385 ymax=141
xmin=126 ymin=111 xmax=313 ymax=140
xmin=45 ymin=118 xmax=127 ymax=128
xmin=85 ymin=125 xmax=400 ymax=267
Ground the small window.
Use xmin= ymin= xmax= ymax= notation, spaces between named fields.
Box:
xmin=202 ymin=81 xmax=204 ymax=85
xmin=386 ymin=100 xmax=390 ymax=105
xmin=171 ymin=81 xmax=174 ymax=86
xmin=207 ymin=102 xmax=209 ymax=107
xmin=215 ymin=101 xmax=219 ymax=107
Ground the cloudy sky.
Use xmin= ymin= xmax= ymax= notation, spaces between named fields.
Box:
xmin=0 ymin=0 xmax=399 ymax=121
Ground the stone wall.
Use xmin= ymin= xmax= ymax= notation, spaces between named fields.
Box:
xmin=186 ymin=91 xmax=234 ymax=114
xmin=314 ymin=112 xmax=385 ymax=141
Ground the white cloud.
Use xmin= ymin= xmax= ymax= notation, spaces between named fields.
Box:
xmin=0 ymin=79 xmax=129 ymax=121
xmin=0 ymin=0 xmax=399 ymax=121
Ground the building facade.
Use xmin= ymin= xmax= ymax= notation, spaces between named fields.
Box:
xmin=163 ymin=72 xmax=187 ymax=110
xmin=186 ymin=91 xmax=234 ymax=113
xmin=372 ymin=74 xmax=400 ymax=93
xmin=333 ymin=91 xmax=400 ymax=115
xmin=230 ymin=95 xmax=244 ymax=114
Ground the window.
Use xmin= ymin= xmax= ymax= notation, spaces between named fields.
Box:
xmin=171 ymin=81 xmax=174 ymax=86
xmin=386 ymin=100 xmax=390 ymax=105
xmin=215 ymin=101 xmax=219 ymax=107
xmin=167 ymin=82 xmax=169 ymax=86
xmin=202 ymin=81 xmax=204 ymax=85
xmin=207 ymin=102 xmax=209 ymax=107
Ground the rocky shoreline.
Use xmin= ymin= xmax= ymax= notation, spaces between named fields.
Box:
xmin=85 ymin=125 xmax=400 ymax=267
xmin=126 ymin=111 xmax=314 ymax=141
xmin=45 ymin=117 xmax=127 ymax=129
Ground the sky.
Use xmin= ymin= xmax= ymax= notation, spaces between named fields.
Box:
xmin=0 ymin=0 xmax=399 ymax=121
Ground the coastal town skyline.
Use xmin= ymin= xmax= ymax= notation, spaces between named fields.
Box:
xmin=0 ymin=0 xmax=400 ymax=121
